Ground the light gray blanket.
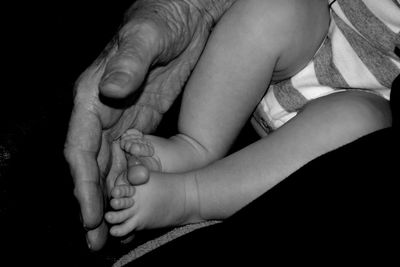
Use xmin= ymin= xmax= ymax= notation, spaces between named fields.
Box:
xmin=113 ymin=221 xmax=220 ymax=266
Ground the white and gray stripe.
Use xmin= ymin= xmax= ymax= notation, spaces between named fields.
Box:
xmin=253 ymin=0 xmax=400 ymax=133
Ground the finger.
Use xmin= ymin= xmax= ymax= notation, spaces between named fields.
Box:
xmin=86 ymin=221 xmax=108 ymax=251
xmin=106 ymin=141 xmax=129 ymax=197
xmin=65 ymin=104 xmax=104 ymax=230
xmin=99 ymin=23 xmax=160 ymax=99
xmin=111 ymin=197 xmax=135 ymax=210
xmin=127 ymin=164 xmax=150 ymax=185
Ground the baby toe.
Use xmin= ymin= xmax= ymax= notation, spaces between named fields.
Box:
xmin=110 ymin=218 xmax=137 ymax=237
xmin=120 ymin=139 xmax=133 ymax=153
xmin=111 ymin=185 xmax=135 ymax=198
xmin=122 ymin=129 xmax=143 ymax=138
xmin=105 ymin=209 xmax=132 ymax=224
xmin=126 ymin=142 xmax=154 ymax=157
xmin=115 ymin=173 xmax=128 ymax=187
xmin=111 ymin=197 xmax=135 ymax=210
xmin=134 ymin=143 xmax=151 ymax=156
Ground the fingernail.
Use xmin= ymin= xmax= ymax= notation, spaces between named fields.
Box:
xmin=101 ymin=71 xmax=131 ymax=90
xmin=79 ymin=214 xmax=87 ymax=229
xmin=86 ymin=235 xmax=92 ymax=250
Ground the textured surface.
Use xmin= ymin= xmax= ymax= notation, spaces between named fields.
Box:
xmin=113 ymin=221 xmax=220 ymax=266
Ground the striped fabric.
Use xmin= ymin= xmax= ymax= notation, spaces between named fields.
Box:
xmin=252 ymin=0 xmax=400 ymax=136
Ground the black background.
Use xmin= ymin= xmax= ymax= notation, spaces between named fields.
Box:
xmin=1 ymin=1 xmax=258 ymax=266
xmin=2 ymin=2 xmax=398 ymax=266
xmin=1 ymin=1 xmax=167 ymax=266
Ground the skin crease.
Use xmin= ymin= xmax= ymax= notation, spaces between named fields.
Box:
xmin=66 ymin=0 xmax=393 ymax=250
xmin=105 ymin=91 xmax=391 ymax=237
xmin=65 ymin=0 xmax=238 ymax=251
xmin=103 ymin=0 xmax=391 ymax=237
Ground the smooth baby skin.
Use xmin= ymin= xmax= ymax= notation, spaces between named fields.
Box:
xmin=102 ymin=0 xmax=340 ymax=236
xmin=106 ymin=0 xmax=391 ymax=236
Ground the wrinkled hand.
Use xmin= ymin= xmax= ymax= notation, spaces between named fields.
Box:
xmin=64 ymin=0 xmax=237 ymax=251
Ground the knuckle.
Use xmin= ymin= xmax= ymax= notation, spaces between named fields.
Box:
xmin=118 ymin=21 xmax=160 ymax=54
xmin=63 ymin=146 xmax=75 ymax=163
xmin=73 ymin=186 xmax=83 ymax=201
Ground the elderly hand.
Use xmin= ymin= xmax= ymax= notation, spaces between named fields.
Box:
xmin=64 ymin=0 xmax=237 ymax=251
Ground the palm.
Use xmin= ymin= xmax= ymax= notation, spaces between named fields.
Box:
xmin=100 ymin=22 xmax=210 ymax=185
xmin=66 ymin=1 xmax=217 ymax=249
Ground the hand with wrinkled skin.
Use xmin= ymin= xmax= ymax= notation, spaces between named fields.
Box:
xmin=64 ymin=0 xmax=237 ymax=251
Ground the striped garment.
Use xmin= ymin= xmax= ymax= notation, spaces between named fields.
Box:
xmin=252 ymin=0 xmax=400 ymax=136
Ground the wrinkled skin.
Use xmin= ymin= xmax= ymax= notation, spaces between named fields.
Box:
xmin=64 ymin=0 xmax=236 ymax=251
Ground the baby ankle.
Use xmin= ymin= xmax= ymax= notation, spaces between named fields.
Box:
xmin=183 ymin=171 xmax=203 ymax=224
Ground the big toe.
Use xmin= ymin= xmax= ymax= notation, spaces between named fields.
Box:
xmin=127 ymin=164 xmax=149 ymax=185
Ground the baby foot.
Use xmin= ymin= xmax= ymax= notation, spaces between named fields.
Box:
xmin=105 ymin=172 xmax=191 ymax=237
xmin=120 ymin=129 xmax=162 ymax=172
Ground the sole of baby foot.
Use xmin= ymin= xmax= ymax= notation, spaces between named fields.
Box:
xmin=107 ymin=172 xmax=189 ymax=237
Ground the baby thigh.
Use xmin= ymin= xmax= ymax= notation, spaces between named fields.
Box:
xmin=225 ymin=0 xmax=330 ymax=79
xmin=293 ymin=91 xmax=392 ymax=155
xmin=178 ymin=0 xmax=330 ymax=156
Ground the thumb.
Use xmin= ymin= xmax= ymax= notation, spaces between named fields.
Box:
xmin=99 ymin=23 xmax=160 ymax=99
